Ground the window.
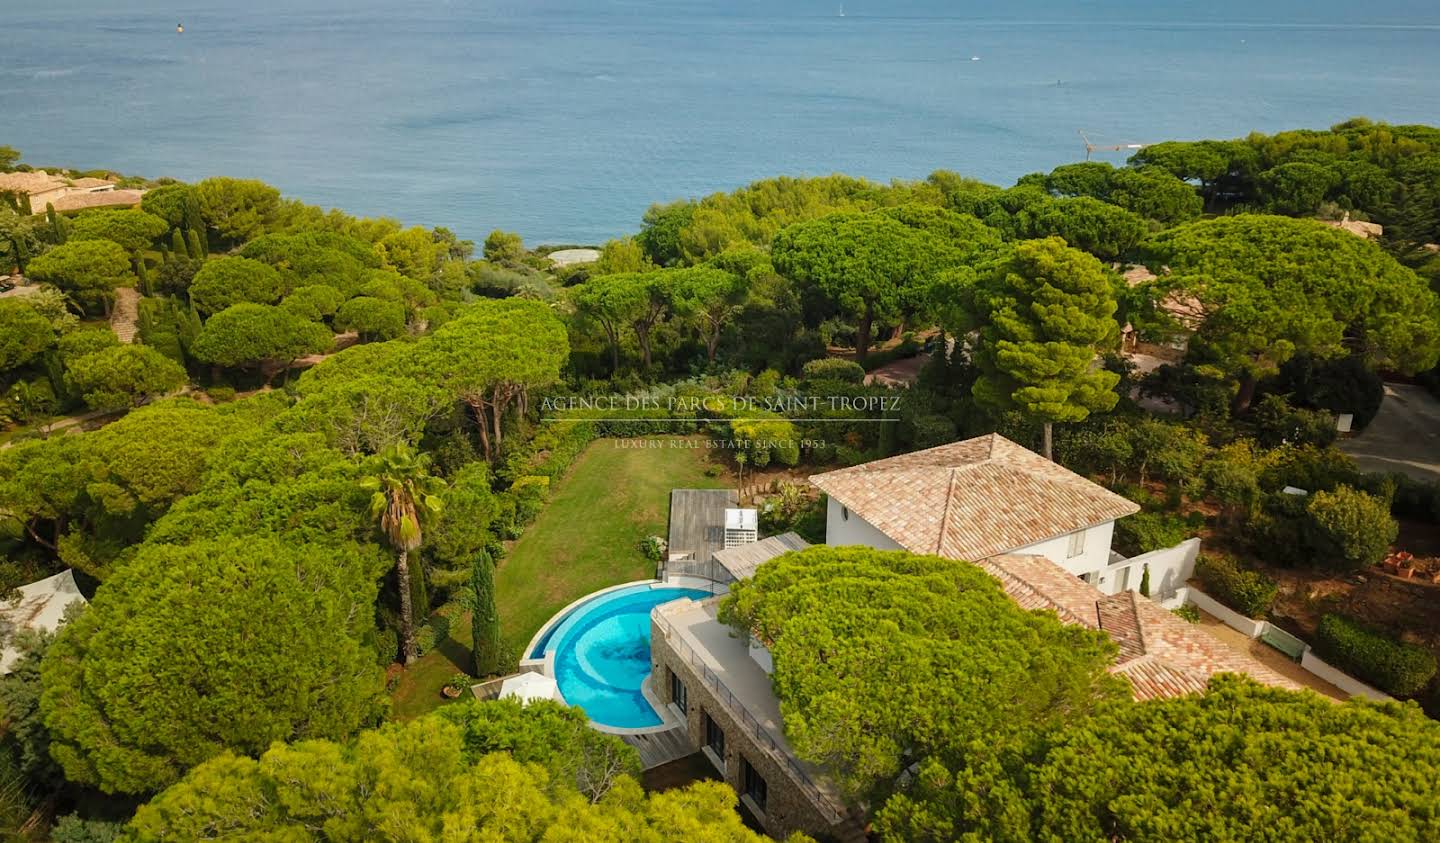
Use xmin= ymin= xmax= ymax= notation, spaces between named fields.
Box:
xmin=742 ymin=758 xmax=768 ymax=813
xmin=1066 ymin=529 xmax=1086 ymax=559
xmin=704 ymin=711 xmax=725 ymax=757
xmin=670 ymin=669 xmax=688 ymax=715
xmin=840 ymin=505 xmax=849 ymax=521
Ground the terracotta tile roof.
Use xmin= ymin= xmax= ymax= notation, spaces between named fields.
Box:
xmin=49 ymin=189 xmax=145 ymax=212
xmin=810 ymin=434 xmax=1139 ymax=560
xmin=67 ymin=177 xmax=116 ymax=190
xmin=978 ymin=554 xmax=1101 ymax=627
xmin=0 ymin=171 xmax=68 ymax=194
xmin=1123 ymin=264 xmax=1205 ymax=330
xmin=980 ymin=554 xmax=1302 ymax=701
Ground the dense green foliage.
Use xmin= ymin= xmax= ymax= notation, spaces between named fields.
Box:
xmin=1316 ymin=614 xmax=1438 ymax=697
xmin=127 ymin=702 xmax=771 ymax=842
xmin=187 ymin=256 xmax=286 ymax=314
xmin=1194 ymin=554 xmax=1278 ymax=618
xmin=67 ymin=209 xmax=167 ymax=253
xmin=40 ymin=535 xmax=386 ymax=794
xmin=25 ymin=239 xmax=134 ymax=314
xmin=876 ymin=676 xmax=1440 ymax=842
xmin=965 ymin=237 xmax=1121 ymax=456
xmin=1302 ymin=485 xmax=1398 ymax=571
xmin=720 ymin=546 xmax=1126 ymax=802
xmin=63 ymin=344 xmax=186 ymax=411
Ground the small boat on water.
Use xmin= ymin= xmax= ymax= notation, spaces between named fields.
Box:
xmin=838 ymin=4 xmax=845 ymax=16
xmin=177 ymin=22 xmax=184 ymax=34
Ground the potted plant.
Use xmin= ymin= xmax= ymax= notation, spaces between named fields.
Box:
xmin=1384 ymin=551 xmax=1414 ymax=576
xmin=441 ymin=673 xmax=470 ymax=699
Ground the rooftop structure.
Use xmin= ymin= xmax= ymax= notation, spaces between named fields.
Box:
xmin=811 ymin=433 xmax=1139 ymax=562
xmin=667 ymin=489 xmax=739 ymax=563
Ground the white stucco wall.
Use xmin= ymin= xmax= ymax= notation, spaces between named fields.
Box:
xmin=1013 ymin=521 xmax=1116 ymax=580
xmin=824 ymin=497 xmax=903 ymax=550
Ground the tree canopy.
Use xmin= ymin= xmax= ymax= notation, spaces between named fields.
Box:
xmin=772 ymin=212 xmax=948 ymax=360
xmin=191 ymin=303 xmax=333 ymax=375
xmin=965 ymin=237 xmax=1122 ymax=457
xmin=1144 ymin=215 xmax=1440 ymax=405
xmin=64 ymin=344 xmax=187 ymax=412
xmin=0 ymin=298 xmax=55 ymax=372
xmin=40 ymin=535 xmax=386 ymax=795
xmin=127 ymin=705 xmax=775 ymax=842
xmin=719 ymin=546 xmax=1126 ymax=802
xmin=875 ymin=676 xmax=1440 ymax=843
xmin=188 ymin=256 xmax=288 ymax=314
xmin=25 ymin=239 xmax=135 ymax=314
xmin=67 ymin=208 xmax=169 ymax=253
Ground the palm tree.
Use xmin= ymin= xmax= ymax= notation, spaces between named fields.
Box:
xmin=360 ymin=443 xmax=444 ymax=665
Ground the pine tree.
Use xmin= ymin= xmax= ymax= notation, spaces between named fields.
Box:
xmin=172 ymin=228 xmax=188 ymax=258
xmin=967 ymin=237 xmax=1122 ymax=460
xmin=471 ymin=547 xmax=502 ymax=676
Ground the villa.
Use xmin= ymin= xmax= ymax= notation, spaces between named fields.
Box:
xmin=647 ymin=434 xmax=1300 ymax=840
xmin=0 ymin=170 xmax=143 ymax=213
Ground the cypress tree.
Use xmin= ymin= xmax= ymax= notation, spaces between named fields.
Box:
xmin=45 ymin=203 xmax=68 ymax=243
xmin=187 ymin=228 xmax=206 ymax=260
xmin=471 ymin=547 xmax=502 ymax=677
xmin=183 ymin=193 xmax=204 ymax=234
xmin=172 ymin=228 xmax=188 ymax=258
xmin=159 ymin=241 xmax=170 ymax=264
xmin=19 ymin=193 xmax=33 ymax=216
xmin=1139 ymin=564 xmax=1151 ymax=597
xmin=134 ymin=251 xmax=151 ymax=296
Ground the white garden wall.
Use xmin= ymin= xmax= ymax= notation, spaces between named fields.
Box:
xmin=1300 ymin=650 xmax=1394 ymax=702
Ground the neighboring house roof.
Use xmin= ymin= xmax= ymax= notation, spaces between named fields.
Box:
xmin=1122 ymin=265 xmax=1205 ymax=331
xmin=979 ymin=555 xmax=1301 ymax=700
xmin=712 ymin=532 xmax=809 ymax=581
xmin=49 ymin=188 xmax=145 ymax=212
xmin=1324 ymin=212 xmax=1383 ymax=240
xmin=1 ymin=569 xmax=87 ymax=673
xmin=0 ymin=171 xmax=69 ymax=195
xmin=67 ymin=177 xmax=116 ymax=190
xmin=810 ymin=434 xmax=1140 ymax=561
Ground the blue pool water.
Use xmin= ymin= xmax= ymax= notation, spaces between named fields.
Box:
xmin=533 ymin=584 xmax=710 ymax=729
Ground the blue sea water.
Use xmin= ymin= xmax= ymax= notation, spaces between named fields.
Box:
xmin=4 ymin=1 xmax=1439 ymax=243
xmin=535 ymin=583 xmax=709 ymax=729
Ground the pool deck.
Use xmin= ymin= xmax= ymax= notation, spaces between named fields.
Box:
xmin=621 ymin=722 xmax=697 ymax=769
xmin=668 ymin=489 xmax=739 ymax=562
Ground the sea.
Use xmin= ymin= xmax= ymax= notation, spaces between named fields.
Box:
xmin=4 ymin=0 xmax=1439 ymax=244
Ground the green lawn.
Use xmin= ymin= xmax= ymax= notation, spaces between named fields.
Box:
xmin=389 ymin=435 xmax=731 ymax=719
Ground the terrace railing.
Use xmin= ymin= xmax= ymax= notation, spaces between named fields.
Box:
xmin=654 ymin=614 xmax=847 ymax=825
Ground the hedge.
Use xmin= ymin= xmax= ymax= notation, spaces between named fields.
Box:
xmin=801 ymin=357 xmax=866 ymax=384
xmin=1113 ymin=511 xmax=1190 ymax=557
xmin=1317 ymin=614 xmax=1438 ymax=697
xmin=1194 ymin=554 xmax=1277 ymax=619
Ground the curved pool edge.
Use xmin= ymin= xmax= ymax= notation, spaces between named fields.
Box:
xmin=523 ymin=578 xmax=663 ymax=663
xmin=524 ymin=579 xmax=718 ymax=734
xmin=588 ymin=674 xmax=686 ymax=736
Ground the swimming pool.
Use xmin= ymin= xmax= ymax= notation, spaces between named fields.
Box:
xmin=529 ymin=583 xmax=710 ymax=730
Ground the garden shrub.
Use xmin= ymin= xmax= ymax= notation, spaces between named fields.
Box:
xmin=205 ymin=386 xmax=236 ymax=403
xmin=1391 ymin=474 xmax=1440 ymax=524
xmin=801 ymin=357 xmax=866 ymax=384
xmin=1113 ymin=511 xmax=1190 ymax=556
xmin=1302 ymin=485 xmax=1397 ymax=571
xmin=1195 ymin=554 xmax=1277 ymax=618
xmin=1317 ymin=614 xmax=1438 ymax=697
xmin=1250 ymin=393 xmax=1338 ymax=449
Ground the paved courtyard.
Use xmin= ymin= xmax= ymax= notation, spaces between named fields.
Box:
xmin=1340 ymin=383 xmax=1440 ymax=484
